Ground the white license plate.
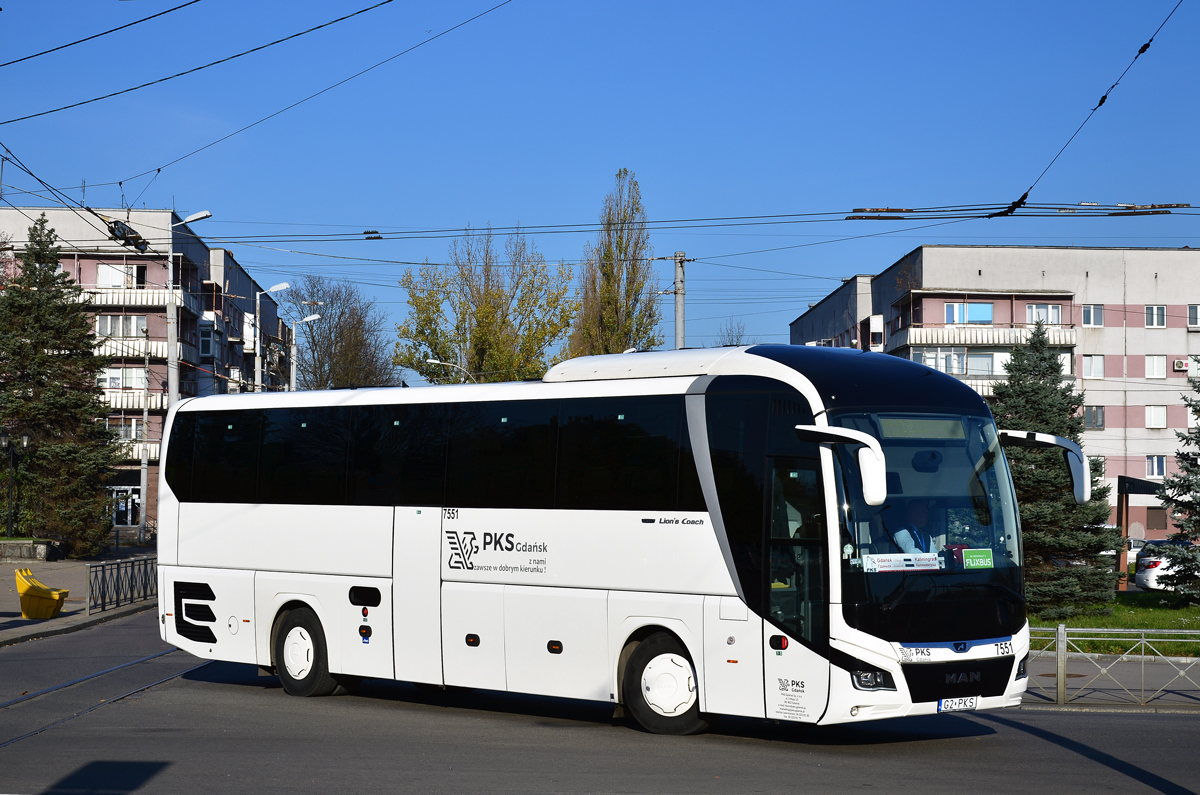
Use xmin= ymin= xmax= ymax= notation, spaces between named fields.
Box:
xmin=938 ymin=696 xmax=979 ymax=713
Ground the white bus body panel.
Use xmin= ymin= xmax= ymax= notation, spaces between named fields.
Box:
xmin=701 ymin=596 xmax=765 ymax=718
xmin=161 ymin=565 xmax=256 ymax=664
xmin=393 ymin=507 xmax=444 ymax=685
xmin=504 ymin=585 xmax=610 ymax=701
xmin=178 ymin=503 xmax=393 ymax=578
xmin=763 ymin=632 xmax=830 ymax=723
xmin=439 ymin=509 xmax=733 ymax=596
xmin=253 ymin=571 xmax=394 ymax=679
xmin=441 ymin=582 xmax=506 ymax=690
xmin=607 ymin=592 xmax=705 ymax=709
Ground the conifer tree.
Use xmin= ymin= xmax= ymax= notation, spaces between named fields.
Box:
xmin=1157 ymin=357 xmax=1200 ymax=599
xmin=990 ymin=321 xmax=1119 ymax=619
xmin=0 ymin=215 xmax=119 ymax=556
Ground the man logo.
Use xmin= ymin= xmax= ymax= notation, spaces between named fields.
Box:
xmin=945 ymin=671 xmax=982 ymax=685
xmin=953 ymin=642 xmax=969 ymax=653
xmin=446 ymin=530 xmax=479 ymax=570
xmin=174 ymin=581 xmax=217 ymax=644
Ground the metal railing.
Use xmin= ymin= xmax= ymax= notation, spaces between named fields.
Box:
xmin=86 ymin=555 xmax=157 ymax=615
xmin=1026 ymin=625 xmax=1200 ymax=709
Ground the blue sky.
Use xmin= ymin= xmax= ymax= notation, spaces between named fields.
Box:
xmin=1 ymin=0 xmax=1196 ymax=346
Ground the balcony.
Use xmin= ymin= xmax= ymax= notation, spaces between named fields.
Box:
xmin=116 ymin=441 xmax=161 ymax=463
xmin=887 ymin=324 xmax=1077 ymax=353
xmin=101 ymin=390 xmax=168 ymax=411
xmin=83 ymin=287 xmax=203 ymax=316
xmin=943 ymin=374 xmax=1075 ymax=398
xmin=95 ymin=338 xmax=200 ymax=363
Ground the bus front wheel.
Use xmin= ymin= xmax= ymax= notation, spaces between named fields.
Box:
xmin=274 ymin=608 xmax=339 ymax=697
xmin=622 ymin=632 xmax=710 ymax=735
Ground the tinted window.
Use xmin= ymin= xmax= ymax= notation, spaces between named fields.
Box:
xmin=191 ymin=410 xmax=262 ymax=503
xmin=164 ymin=411 xmax=196 ymax=501
xmin=349 ymin=403 xmax=447 ymax=505
xmin=258 ymin=407 xmax=350 ymax=505
xmin=446 ymin=400 xmax=558 ymax=509
xmin=557 ymin=395 xmax=687 ymax=511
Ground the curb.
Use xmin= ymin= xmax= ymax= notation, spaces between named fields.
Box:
xmin=1019 ymin=703 xmax=1200 ymax=715
xmin=0 ymin=600 xmax=157 ymax=648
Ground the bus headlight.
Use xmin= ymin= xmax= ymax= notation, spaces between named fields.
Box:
xmin=851 ymin=670 xmax=896 ymax=691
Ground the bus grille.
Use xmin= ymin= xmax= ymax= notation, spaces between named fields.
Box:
xmin=901 ymin=656 xmax=1015 ymax=703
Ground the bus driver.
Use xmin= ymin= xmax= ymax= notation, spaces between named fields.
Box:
xmin=894 ymin=499 xmax=938 ymax=555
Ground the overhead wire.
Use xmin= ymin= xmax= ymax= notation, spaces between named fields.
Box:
xmin=0 ymin=1 xmax=203 ymax=70
xmin=0 ymin=0 xmax=400 ymax=127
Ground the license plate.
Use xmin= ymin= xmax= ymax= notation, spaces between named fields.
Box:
xmin=938 ymin=696 xmax=979 ymax=713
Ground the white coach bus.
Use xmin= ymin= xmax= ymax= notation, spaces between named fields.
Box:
xmin=156 ymin=345 xmax=1090 ymax=734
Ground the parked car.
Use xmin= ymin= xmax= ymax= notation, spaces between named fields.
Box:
xmin=1135 ymin=540 xmax=1196 ymax=590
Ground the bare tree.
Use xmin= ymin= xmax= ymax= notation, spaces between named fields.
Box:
xmin=566 ymin=169 xmax=662 ymax=357
xmin=712 ymin=318 xmax=759 ymax=347
xmin=284 ymin=274 xmax=400 ymax=389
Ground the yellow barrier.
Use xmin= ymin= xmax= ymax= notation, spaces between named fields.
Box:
xmin=15 ymin=568 xmax=70 ymax=620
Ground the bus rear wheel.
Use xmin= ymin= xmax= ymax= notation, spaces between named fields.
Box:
xmin=622 ymin=632 xmax=710 ymax=735
xmin=274 ymin=608 xmax=338 ymax=697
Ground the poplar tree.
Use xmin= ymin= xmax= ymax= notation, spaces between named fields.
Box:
xmin=990 ymin=322 xmax=1119 ymax=619
xmin=1157 ymin=358 xmax=1200 ymax=600
xmin=0 ymin=215 xmax=119 ymax=556
xmin=566 ymin=169 xmax=663 ymax=357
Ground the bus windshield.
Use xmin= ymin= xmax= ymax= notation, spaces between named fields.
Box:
xmin=830 ymin=410 xmax=1024 ymax=643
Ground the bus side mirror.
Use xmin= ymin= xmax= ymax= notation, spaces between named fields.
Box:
xmin=998 ymin=430 xmax=1091 ymax=505
xmin=794 ymin=425 xmax=888 ymax=507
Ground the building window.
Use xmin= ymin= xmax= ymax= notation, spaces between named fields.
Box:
xmin=945 ymin=302 xmax=994 ymax=325
xmin=1146 ymin=355 xmax=1167 ymax=379
xmin=1026 ymin=304 xmax=1061 ymax=325
xmin=106 ymin=417 xmax=140 ymax=441
xmin=96 ymin=367 xmax=147 ymax=390
xmin=1146 ymin=405 xmax=1167 ymax=429
xmin=1146 ymin=455 xmax=1166 ymax=478
xmin=870 ymin=331 xmax=883 ymax=347
xmin=1083 ymin=406 xmax=1105 ymax=430
xmin=1089 ymin=456 xmax=1106 ymax=478
xmin=199 ymin=328 xmax=213 ymax=357
xmin=1082 ymin=355 xmax=1104 ymax=379
xmin=1189 ymin=305 xmax=1199 ymax=327
xmin=1082 ymin=304 xmax=1104 ymax=327
xmin=912 ymin=347 xmax=966 ymax=374
xmin=95 ymin=315 xmax=147 ymax=338
xmin=1145 ymin=305 xmax=1167 ymax=328
xmin=966 ymin=353 xmax=994 ymax=376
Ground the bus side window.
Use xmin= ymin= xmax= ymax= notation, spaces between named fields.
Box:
xmin=446 ymin=400 xmax=558 ymax=510
xmin=165 ymin=412 xmax=197 ymax=501
xmin=348 ymin=403 xmax=447 ymax=506
xmin=259 ymin=407 xmax=351 ymax=505
xmin=191 ymin=410 xmax=262 ymax=503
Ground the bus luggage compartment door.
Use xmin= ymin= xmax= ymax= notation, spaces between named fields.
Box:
xmin=702 ymin=595 xmax=765 ymax=718
xmin=441 ymin=582 xmax=506 ymax=691
xmin=504 ymin=585 xmax=609 ymax=701
xmin=162 ymin=566 xmax=256 ymax=663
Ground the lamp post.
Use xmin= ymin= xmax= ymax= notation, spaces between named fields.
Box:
xmin=255 ymin=282 xmax=290 ymax=392
xmin=290 ymin=314 xmax=321 ymax=391
xmin=1 ymin=429 xmax=32 ymax=538
xmin=425 ymin=358 xmax=478 ymax=384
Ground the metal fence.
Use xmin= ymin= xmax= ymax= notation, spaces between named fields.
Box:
xmin=1026 ymin=625 xmax=1200 ymax=709
xmin=86 ymin=555 xmax=157 ymax=615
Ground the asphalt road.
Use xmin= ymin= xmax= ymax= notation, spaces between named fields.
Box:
xmin=1 ymin=612 xmax=1198 ymax=795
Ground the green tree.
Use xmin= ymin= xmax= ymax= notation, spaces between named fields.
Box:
xmin=286 ymin=274 xmax=400 ymax=389
xmin=0 ymin=215 xmax=119 ymax=556
xmin=1157 ymin=356 xmax=1200 ymax=600
xmin=394 ymin=227 xmax=576 ymax=384
xmin=991 ymin=321 xmax=1118 ymax=619
xmin=566 ymin=168 xmax=662 ymax=357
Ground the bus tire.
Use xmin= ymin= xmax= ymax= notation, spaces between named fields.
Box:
xmin=274 ymin=608 xmax=338 ymax=697
xmin=622 ymin=632 xmax=709 ymax=735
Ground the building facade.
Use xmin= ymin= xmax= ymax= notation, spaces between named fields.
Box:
xmin=0 ymin=207 xmax=292 ymax=534
xmin=789 ymin=245 xmax=1200 ymax=541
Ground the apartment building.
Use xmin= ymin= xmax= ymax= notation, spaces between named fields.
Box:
xmin=789 ymin=245 xmax=1200 ymax=541
xmin=0 ymin=207 xmax=291 ymax=532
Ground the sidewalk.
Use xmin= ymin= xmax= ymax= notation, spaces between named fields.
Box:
xmin=0 ymin=546 xmax=159 ymax=647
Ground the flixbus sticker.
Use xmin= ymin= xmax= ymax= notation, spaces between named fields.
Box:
xmin=963 ymin=549 xmax=994 ymax=569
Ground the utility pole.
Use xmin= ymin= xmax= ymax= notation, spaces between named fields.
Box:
xmin=166 ymin=300 xmax=179 ymax=405
xmin=674 ymin=251 xmax=686 ymax=350
xmin=138 ymin=326 xmax=150 ymax=545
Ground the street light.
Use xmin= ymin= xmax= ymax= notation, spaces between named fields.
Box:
xmin=255 ymin=282 xmax=290 ymax=392
xmin=1 ymin=429 xmax=31 ymax=538
xmin=425 ymin=358 xmax=478 ymax=384
xmin=290 ymin=313 xmax=321 ymax=392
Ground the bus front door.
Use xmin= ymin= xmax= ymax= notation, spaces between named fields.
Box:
xmin=761 ymin=456 xmax=830 ymax=723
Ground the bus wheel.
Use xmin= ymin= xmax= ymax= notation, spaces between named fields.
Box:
xmin=622 ymin=632 xmax=709 ymax=735
xmin=274 ymin=608 xmax=338 ymax=697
